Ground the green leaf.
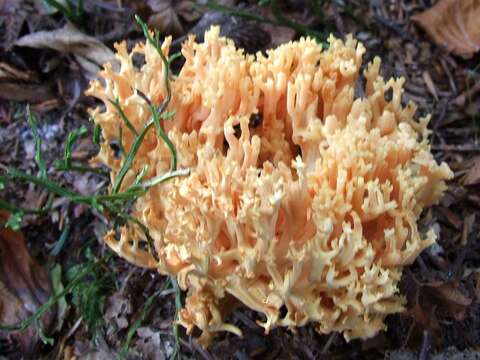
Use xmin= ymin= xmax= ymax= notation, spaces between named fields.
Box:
xmin=66 ymin=255 xmax=114 ymax=337
xmin=93 ymin=123 xmax=102 ymax=145
xmin=160 ymin=110 xmax=176 ymax=121
xmin=5 ymin=212 xmax=23 ymax=230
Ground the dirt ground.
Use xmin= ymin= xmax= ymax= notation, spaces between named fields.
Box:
xmin=0 ymin=1 xmax=479 ymax=359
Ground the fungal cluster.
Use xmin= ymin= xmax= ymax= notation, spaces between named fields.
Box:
xmin=87 ymin=27 xmax=452 ymax=345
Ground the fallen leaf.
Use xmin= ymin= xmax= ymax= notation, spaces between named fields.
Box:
xmin=73 ymin=173 xmax=104 ymax=196
xmin=0 ymin=62 xmax=55 ymax=103
xmin=123 ymin=0 xmax=201 ymax=32
xmin=425 ymin=282 xmax=472 ymax=321
xmin=134 ymin=326 xmax=166 ymax=360
xmin=174 ymin=1 xmax=202 ymax=23
xmin=412 ymin=0 xmax=480 ymax=58
xmin=0 ymin=81 xmax=55 ymax=103
xmin=403 ymin=270 xmax=473 ymax=346
xmin=262 ymin=23 xmax=296 ymax=48
xmin=461 ymin=156 xmax=480 ymax=185
xmin=0 ymin=210 xmax=55 ymax=356
xmin=104 ymin=290 xmax=132 ymax=330
xmin=72 ymin=336 xmax=115 ymax=359
xmin=15 ymin=24 xmax=116 ymax=77
xmin=147 ymin=1 xmax=184 ymax=37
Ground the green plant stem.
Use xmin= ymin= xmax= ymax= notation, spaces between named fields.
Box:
xmin=135 ymin=15 xmax=173 ymax=106
xmin=149 ymin=102 xmax=177 ymax=171
xmin=0 ymin=198 xmax=47 ymax=215
xmin=110 ymin=98 xmax=139 ymax=136
xmin=3 ymin=167 xmax=187 ymax=205
xmin=43 ymin=0 xmax=84 ymax=25
xmin=26 ymin=105 xmax=47 ymax=179
xmin=62 ymin=126 xmax=88 ymax=169
xmin=112 ymin=16 xmax=178 ymax=194
xmin=110 ymin=119 xmax=155 ymax=194
xmin=56 ymin=163 xmax=109 ymax=176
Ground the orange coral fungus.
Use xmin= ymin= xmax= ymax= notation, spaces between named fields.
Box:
xmin=87 ymin=27 xmax=453 ymax=345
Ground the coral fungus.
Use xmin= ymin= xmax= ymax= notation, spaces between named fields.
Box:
xmin=87 ymin=27 xmax=453 ymax=345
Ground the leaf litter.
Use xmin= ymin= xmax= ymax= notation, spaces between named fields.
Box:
xmin=412 ymin=0 xmax=480 ymax=58
xmin=15 ymin=24 xmax=117 ymax=77
xmin=0 ymin=210 xmax=55 ymax=357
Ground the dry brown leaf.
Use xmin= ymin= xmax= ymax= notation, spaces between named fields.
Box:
xmin=412 ymin=0 xmax=480 ymax=58
xmin=0 ymin=63 xmax=54 ymax=103
xmin=122 ymin=0 xmax=200 ymax=36
xmin=461 ymin=156 xmax=480 ymax=185
xmin=134 ymin=327 xmax=166 ymax=359
xmin=147 ymin=1 xmax=184 ymax=37
xmin=0 ymin=81 xmax=55 ymax=103
xmin=0 ymin=210 xmax=55 ymax=356
xmin=15 ymin=24 xmax=116 ymax=77
xmin=104 ymin=290 xmax=132 ymax=330
xmin=426 ymin=282 xmax=472 ymax=321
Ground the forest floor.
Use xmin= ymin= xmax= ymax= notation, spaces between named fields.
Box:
xmin=0 ymin=1 xmax=479 ymax=359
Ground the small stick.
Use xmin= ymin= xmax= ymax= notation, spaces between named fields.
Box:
xmin=418 ymin=330 xmax=431 ymax=360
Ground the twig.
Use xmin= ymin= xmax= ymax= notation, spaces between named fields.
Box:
xmin=321 ymin=332 xmax=336 ymax=354
xmin=418 ymin=330 xmax=431 ymax=360
xmin=453 ymin=81 xmax=480 ymax=107
xmin=431 ymin=144 xmax=480 ymax=152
